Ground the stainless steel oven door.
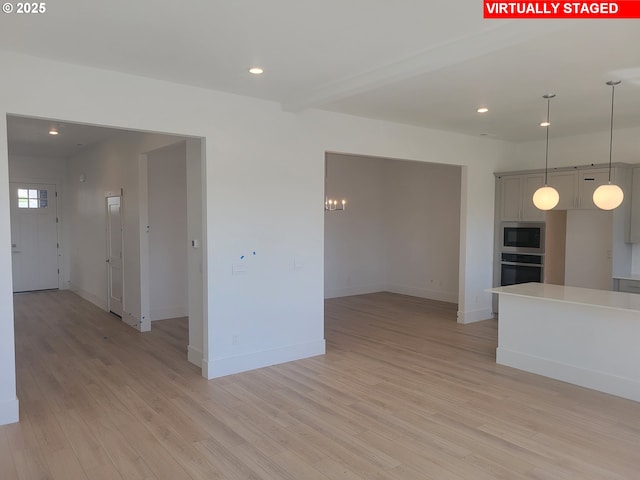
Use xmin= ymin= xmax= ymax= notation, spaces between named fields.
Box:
xmin=500 ymin=262 xmax=543 ymax=286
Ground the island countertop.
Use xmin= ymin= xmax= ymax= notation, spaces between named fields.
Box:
xmin=488 ymin=282 xmax=640 ymax=313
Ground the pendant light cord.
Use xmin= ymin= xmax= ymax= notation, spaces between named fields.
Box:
xmin=608 ymin=83 xmax=616 ymax=183
xmin=544 ymin=96 xmax=551 ymax=185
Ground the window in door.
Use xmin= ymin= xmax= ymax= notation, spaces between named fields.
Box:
xmin=17 ymin=188 xmax=48 ymax=209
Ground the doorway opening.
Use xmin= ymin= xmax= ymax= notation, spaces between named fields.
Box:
xmin=106 ymin=193 xmax=124 ymax=317
xmin=6 ymin=114 xmax=206 ymax=373
xmin=139 ymin=142 xmax=190 ymax=334
xmin=324 ymin=151 xmax=462 ymax=306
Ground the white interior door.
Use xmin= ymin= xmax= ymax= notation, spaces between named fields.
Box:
xmin=107 ymin=195 xmax=124 ymax=317
xmin=10 ymin=182 xmax=59 ymax=292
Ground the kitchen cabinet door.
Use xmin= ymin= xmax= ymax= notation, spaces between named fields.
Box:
xmin=522 ymin=173 xmax=546 ymax=220
xmin=500 ymin=175 xmax=522 ymax=221
xmin=577 ymin=169 xmax=610 ymax=209
xmin=617 ymin=278 xmax=640 ymax=294
xmin=499 ymin=173 xmax=545 ymax=221
xmin=548 ymin=170 xmax=578 ymax=209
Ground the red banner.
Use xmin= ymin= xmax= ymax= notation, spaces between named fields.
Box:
xmin=484 ymin=1 xmax=640 ymax=18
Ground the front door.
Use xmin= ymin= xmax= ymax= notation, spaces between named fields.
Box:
xmin=107 ymin=195 xmax=124 ymax=317
xmin=10 ymin=182 xmax=59 ymax=292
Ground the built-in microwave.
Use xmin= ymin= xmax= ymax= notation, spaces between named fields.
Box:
xmin=501 ymin=222 xmax=545 ymax=254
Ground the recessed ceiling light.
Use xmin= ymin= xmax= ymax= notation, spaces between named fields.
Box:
xmin=249 ymin=67 xmax=264 ymax=75
xmin=49 ymin=128 xmax=59 ymax=135
xmin=477 ymin=107 xmax=489 ymax=113
xmin=540 ymin=121 xmax=551 ymax=127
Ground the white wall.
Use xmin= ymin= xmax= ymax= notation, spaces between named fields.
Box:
xmin=8 ymin=154 xmax=67 ymax=183
xmin=0 ymin=114 xmax=18 ymax=425
xmin=147 ymin=142 xmax=188 ymax=321
xmin=514 ymin=126 xmax=640 ymax=171
xmin=386 ymin=160 xmax=461 ymax=303
xmin=324 ymin=155 xmax=388 ymax=297
xmin=0 ymin=51 xmax=516 ymax=424
xmin=8 ymin=154 xmax=69 ymax=288
xmin=66 ymin=130 xmax=185 ymax=328
xmin=325 ymin=154 xmax=461 ymax=303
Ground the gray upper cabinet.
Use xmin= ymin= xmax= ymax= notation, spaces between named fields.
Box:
xmin=498 ymin=173 xmax=545 ymax=221
xmin=577 ymin=168 xmax=611 ymax=209
xmin=548 ymin=171 xmax=578 ymax=210
xmin=497 ymin=165 xmax=632 ymax=241
xmin=498 ymin=167 xmax=619 ymax=217
xmin=521 ymin=174 xmax=546 ymax=221
xmin=500 ymin=175 xmax=522 ymax=221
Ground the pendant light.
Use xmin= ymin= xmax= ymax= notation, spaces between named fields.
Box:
xmin=593 ymin=80 xmax=624 ymax=210
xmin=533 ymin=94 xmax=560 ymax=210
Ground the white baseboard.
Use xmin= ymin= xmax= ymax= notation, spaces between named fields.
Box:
xmin=497 ymin=348 xmax=640 ymax=402
xmin=387 ymin=285 xmax=458 ymax=304
xmin=202 ymin=358 xmax=211 ymax=379
xmin=68 ymin=282 xmax=108 ymax=310
xmin=68 ymin=283 xmax=149 ymax=332
xmin=122 ymin=311 xmax=149 ymax=332
xmin=457 ymin=307 xmax=494 ymax=324
xmin=0 ymin=397 xmax=19 ymax=426
xmin=150 ymin=305 xmax=188 ymax=321
xmin=324 ymin=284 xmax=389 ymax=299
xmin=204 ymin=339 xmax=326 ymax=379
xmin=188 ymin=345 xmax=203 ymax=368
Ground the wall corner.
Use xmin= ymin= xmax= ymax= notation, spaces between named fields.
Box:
xmin=0 ymin=397 xmax=19 ymax=426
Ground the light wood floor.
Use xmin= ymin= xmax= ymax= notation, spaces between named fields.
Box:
xmin=2 ymin=290 xmax=640 ymax=479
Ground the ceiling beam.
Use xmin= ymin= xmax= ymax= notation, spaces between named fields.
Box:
xmin=282 ymin=21 xmax=577 ymax=113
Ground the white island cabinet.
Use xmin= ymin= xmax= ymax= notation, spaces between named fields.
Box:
xmin=613 ymin=275 xmax=640 ymax=294
xmin=489 ymin=283 xmax=640 ymax=402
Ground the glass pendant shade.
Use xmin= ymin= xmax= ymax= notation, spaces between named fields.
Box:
xmin=533 ymin=185 xmax=560 ymax=210
xmin=593 ymin=183 xmax=624 ymax=210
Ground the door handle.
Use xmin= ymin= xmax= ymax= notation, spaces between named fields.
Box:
xmin=106 ymin=259 xmax=110 ymax=263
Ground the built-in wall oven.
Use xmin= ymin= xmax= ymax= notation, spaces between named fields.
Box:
xmin=500 ymin=252 xmax=544 ymax=286
xmin=499 ymin=222 xmax=545 ymax=286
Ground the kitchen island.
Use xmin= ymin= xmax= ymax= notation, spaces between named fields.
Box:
xmin=489 ymin=282 xmax=640 ymax=402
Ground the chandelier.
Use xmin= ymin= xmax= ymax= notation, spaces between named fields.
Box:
xmin=325 ymin=198 xmax=346 ymax=211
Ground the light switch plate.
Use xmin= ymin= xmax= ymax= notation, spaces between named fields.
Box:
xmin=232 ymin=264 xmax=248 ymax=275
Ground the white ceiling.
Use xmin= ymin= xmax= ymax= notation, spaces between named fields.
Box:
xmin=1 ymin=1 xmax=640 ymax=144
xmin=7 ymin=116 xmax=124 ymax=158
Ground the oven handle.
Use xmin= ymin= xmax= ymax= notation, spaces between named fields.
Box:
xmin=500 ymin=261 xmax=543 ymax=267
